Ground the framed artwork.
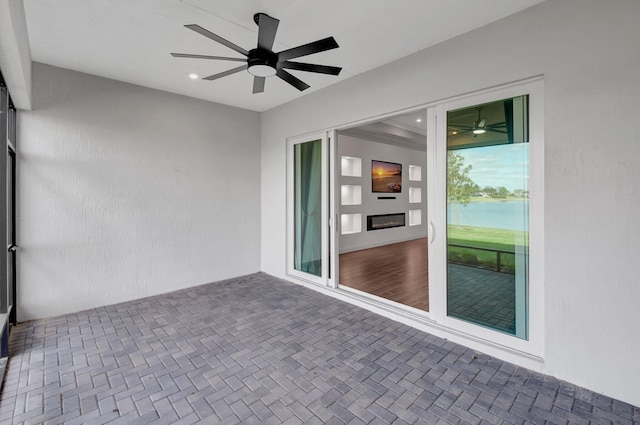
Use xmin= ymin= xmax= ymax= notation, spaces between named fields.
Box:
xmin=371 ymin=160 xmax=402 ymax=193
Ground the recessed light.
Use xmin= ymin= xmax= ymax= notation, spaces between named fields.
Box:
xmin=416 ymin=118 xmax=422 ymax=123
xmin=188 ymin=73 xmax=199 ymax=80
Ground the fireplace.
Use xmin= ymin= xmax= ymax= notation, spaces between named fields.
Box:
xmin=367 ymin=213 xmax=406 ymax=231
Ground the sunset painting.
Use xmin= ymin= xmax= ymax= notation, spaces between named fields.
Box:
xmin=372 ymin=160 xmax=402 ymax=193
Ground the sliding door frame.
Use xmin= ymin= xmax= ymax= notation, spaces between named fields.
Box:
xmin=428 ymin=78 xmax=544 ymax=356
xmin=1 ymin=75 xmax=17 ymax=362
xmin=284 ymin=77 xmax=544 ymax=359
xmin=286 ymin=132 xmax=331 ymax=286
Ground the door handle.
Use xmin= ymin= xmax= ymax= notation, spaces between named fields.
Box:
xmin=7 ymin=244 xmax=18 ymax=252
xmin=429 ymin=221 xmax=435 ymax=244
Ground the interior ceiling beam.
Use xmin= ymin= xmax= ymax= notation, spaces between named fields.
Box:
xmin=340 ymin=125 xmax=427 ymax=152
xmin=364 ymin=122 xmax=425 ymax=140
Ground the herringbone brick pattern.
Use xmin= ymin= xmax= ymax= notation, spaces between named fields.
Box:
xmin=1 ymin=273 xmax=638 ymax=424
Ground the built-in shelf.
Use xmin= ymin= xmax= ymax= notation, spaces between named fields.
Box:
xmin=409 ymin=187 xmax=421 ymax=203
xmin=409 ymin=209 xmax=422 ymax=226
xmin=341 ymin=156 xmax=362 ymax=177
xmin=341 ymin=213 xmax=362 ymax=234
xmin=409 ymin=165 xmax=422 ymax=181
xmin=341 ymin=185 xmax=362 ymax=206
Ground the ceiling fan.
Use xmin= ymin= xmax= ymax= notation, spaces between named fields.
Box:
xmin=449 ymin=107 xmax=507 ymax=137
xmin=171 ymin=13 xmax=342 ymax=94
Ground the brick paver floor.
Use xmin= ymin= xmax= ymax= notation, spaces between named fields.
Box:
xmin=1 ymin=272 xmax=638 ymax=424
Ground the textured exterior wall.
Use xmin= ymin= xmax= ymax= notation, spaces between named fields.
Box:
xmin=18 ymin=63 xmax=261 ymax=321
xmin=261 ymin=0 xmax=640 ymax=406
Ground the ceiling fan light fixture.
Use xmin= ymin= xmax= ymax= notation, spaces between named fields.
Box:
xmin=247 ymin=48 xmax=278 ymax=77
xmin=248 ymin=63 xmax=276 ymax=77
xmin=473 ymin=117 xmax=487 ymax=134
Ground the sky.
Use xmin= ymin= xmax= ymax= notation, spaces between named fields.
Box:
xmin=458 ymin=143 xmax=529 ymax=192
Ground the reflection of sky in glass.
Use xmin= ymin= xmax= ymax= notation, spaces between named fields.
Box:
xmin=459 ymin=144 xmax=528 ymax=191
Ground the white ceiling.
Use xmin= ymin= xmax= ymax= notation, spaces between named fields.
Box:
xmin=23 ymin=0 xmax=545 ymax=112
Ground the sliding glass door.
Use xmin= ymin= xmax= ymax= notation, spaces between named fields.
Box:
xmin=1 ymin=75 xmax=17 ymax=361
xmin=446 ymin=95 xmax=530 ymax=339
xmin=288 ymin=133 xmax=329 ymax=285
xmin=294 ymin=139 xmax=323 ymax=276
xmin=285 ymin=79 xmax=542 ymax=355
xmin=429 ymin=79 xmax=543 ymax=353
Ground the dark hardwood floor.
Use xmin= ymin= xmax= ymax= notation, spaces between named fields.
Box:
xmin=339 ymin=238 xmax=429 ymax=311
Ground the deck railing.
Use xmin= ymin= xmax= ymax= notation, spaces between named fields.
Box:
xmin=447 ymin=243 xmax=517 ymax=274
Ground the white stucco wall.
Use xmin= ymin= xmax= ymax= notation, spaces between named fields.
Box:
xmin=261 ymin=0 xmax=640 ymax=406
xmin=18 ymin=63 xmax=261 ymax=321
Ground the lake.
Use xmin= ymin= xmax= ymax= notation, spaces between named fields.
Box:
xmin=448 ymin=200 xmax=528 ymax=231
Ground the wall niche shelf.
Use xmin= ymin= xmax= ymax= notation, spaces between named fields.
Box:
xmin=409 ymin=187 xmax=421 ymax=203
xmin=341 ymin=185 xmax=362 ymax=206
xmin=341 ymin=213 xmax=362 ymax=235
xmin=341 ymin=156 xmax=362 ymax=177
xmin=409 ymin=209 xmax=422 ymax=226
xmin=409 ymin=165 xmax=422 ymax=181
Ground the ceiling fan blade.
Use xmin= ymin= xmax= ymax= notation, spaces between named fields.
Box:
xmin=203 ymin=65 xmax=248 ymax=81
xmin=276 ymin=68 xmax=310 ymax=91
xmin=185 ymin=24 xmax=249 ymax=56
xmin=171 ymin=53 xmax=247 ymax=62
xmin=253 ymin=76 xmax=266 ymax=94
xmin=280 ymin=61 xmax=342 ymax=75
xmin=256 ymin=13 xmax=279 ymax=50
xmin=277 ymin=37 xmax=339 ymax=61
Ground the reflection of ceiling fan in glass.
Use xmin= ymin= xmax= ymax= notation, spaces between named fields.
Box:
xmin=449 ymin=108 xmax=507 ymax=137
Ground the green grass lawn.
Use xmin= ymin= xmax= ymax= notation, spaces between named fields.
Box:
xmin=447 ymin=225 xmax=528 ymax=273
xmin=447 ymin=225 xmax=528 ymax=251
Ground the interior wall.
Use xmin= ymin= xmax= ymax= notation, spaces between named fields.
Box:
xmin=338 ymin=134 xmax=427 ymax=253
xmin=18 ymin=63 xmax=261 ymax=321
xmin=261 ymin=0 xmax=640 ymax=406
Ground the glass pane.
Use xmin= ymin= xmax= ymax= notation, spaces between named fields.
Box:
xmin=446 ymin=95 xmax=529 ymax=339
xmin=294 ymin=139 xmax=323 ymax=276
xmin=7 ymin=153 xmax=13 ymax=243
xmin=0 ymin=84 xmax=7 ymax=316
xmin=7 ymin=152 xmax=15 ymax=311
xmin=8 ymin=107 xmax=16 ymax=147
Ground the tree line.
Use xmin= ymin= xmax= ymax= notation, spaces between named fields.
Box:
xmin=447 ymin=151 xmax=528 ymax=226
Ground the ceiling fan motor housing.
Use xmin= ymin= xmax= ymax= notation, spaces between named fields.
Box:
xmin=248 ymin=48 xmax=278 ymax=71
